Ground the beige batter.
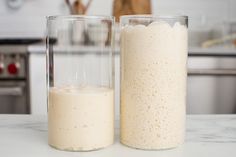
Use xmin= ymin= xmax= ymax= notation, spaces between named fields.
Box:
xmin=120 ymin=21 xmax=188 ymax=149
xmin=48 ymin=86 xmax=114 ymax=151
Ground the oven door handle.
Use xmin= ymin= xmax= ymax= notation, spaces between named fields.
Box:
xmin=188 ymin=69 xmax=236 ymax=76
xmin=0 ymin=87 xmax=23 ymax=96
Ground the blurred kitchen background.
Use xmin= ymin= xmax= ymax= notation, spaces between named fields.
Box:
xmin=0 ymin=0 xmax=236 ymax=115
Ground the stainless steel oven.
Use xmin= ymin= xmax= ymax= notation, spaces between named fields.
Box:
xmin=0 ymin=39 xmax=42 ymax=114
xmin=0 ymin=44 xmax=30 ymax=114
xmin=0 ymin=81 xmax=29 ymax=113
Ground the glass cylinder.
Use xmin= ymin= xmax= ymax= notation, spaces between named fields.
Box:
xmin=46 ymin=15 xmax=115 ymax=151
xmin=120 ymin=15 xmax=188 ymax=150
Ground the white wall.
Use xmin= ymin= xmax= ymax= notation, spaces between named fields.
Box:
xmin=0 ymin=0 xmax=236 ymax=38
xmin=0 ymin=0 xmax=113 ymax=38
xmin=152 ymin=0 xmax=232 ymax=29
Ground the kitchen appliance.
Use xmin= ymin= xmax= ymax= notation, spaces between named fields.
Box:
xmin=0 ymin=39 xmax=42 ymax=114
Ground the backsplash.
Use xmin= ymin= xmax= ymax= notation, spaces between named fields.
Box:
xmin=0 ymin=0 xmax=235 ymax=38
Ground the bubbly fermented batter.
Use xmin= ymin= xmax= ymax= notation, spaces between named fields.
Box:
xmin=48 ymin=86 xmax=114 ymax=151
xmin=120 ymin=21 xmax=187 ymax=149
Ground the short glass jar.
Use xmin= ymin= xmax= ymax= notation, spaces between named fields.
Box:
xmin=46 ymin=15 xmax=115 ymax=151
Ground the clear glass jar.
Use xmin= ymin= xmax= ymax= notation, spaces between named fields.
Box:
xmin=46 ymin=15 xmax=115 ymax=151
xmin=120 ymin=15 xmax=188 ymax=150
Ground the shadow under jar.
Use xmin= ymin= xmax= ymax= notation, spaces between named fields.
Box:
xmin=120 ymin=15 xmax=188 ymax=150
xmin=46 ymin=15 xmax=115 ymax=151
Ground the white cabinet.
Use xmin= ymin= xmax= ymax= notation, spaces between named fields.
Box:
xmin=29 ymin=53 xmax=47 ymax=115
xmin=187 ymin=56 xmax=236 ymax=114
xmin=29 ymin=50 xmax=236 ymax=115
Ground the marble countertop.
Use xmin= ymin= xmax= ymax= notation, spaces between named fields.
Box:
xmin=0 ymin=114 xmax=236 ymax=157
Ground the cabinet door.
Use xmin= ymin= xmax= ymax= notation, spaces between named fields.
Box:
xmin=187 ymin=56 xmax=236 ymax=114
xmin=29 ymin=54 xmax=47 ymax=115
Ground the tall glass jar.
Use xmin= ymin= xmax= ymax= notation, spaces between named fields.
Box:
xmin=120 ymin=15 xmax=188 ymax=150
xmin=46 ymin=15 xmax=115 ymax=151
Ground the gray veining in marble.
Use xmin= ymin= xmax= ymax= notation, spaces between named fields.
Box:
xmin=186 ymin=115 xmax=236 ymax=143
xmin=0 ymin=114 xmax=236 ymax=157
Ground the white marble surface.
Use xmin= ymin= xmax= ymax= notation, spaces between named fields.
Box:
xmin=0 ymin=115 xmax=236 ymax=157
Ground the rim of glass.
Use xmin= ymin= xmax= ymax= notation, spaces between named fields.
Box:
xmin=47 ymin=15 xmax=114 ymax=21
xmin=120 ymin=14 xmax=188 ymax=20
